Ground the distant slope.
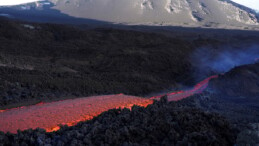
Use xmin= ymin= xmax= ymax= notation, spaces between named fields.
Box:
xmin=0 ymin=0 xmax=259 ymax=29
xmin=48 ymin=0 xmax=259 ymax=27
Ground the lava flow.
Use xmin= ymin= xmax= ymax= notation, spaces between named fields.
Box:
xmin=0 ymin=94 xmax=153 ymax=133
xmin=0 ymin=75 xmax=218 ymax=134
xmin=150 ymin=75 xmax=218 ymax=101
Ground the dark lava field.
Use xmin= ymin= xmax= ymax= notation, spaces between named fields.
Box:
xmin=0 ymin=17 xmax=258 ymax=145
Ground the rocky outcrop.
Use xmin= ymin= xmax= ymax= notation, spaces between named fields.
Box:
xmin=210 ymin=63 xmax=259 ymax=97
xmin=237 ymin=123 xmax=259 ymax=146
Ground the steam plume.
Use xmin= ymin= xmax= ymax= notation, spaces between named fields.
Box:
xmin=192 ymin=45 xmax=259 ymax=74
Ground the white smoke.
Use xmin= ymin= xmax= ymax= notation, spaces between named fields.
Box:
xmin=191 ymin=45 xmax=259 ymax=80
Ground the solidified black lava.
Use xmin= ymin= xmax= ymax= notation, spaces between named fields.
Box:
xmin=1 ymin=17 xmax=259 ymax=109
xmin=210 ymin=63 xmax=259 ymax=98
xmin=176 ymin=63 xmax=259 ymax=145
xmin=0 ymin=17 xmax=258 ymax=146
xmin=0 ymin=97 xmax=236 ymax=146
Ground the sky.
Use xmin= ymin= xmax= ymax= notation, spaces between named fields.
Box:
xmin=0 ymin=0 xmax=258 ymax=11
xmin=231 ymin=0 xmax=259 ymax=11
xmin=0 ymin=0 xmax=42 ymax=6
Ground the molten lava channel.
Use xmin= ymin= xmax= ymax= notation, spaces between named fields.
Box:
xmin=0 ymin=94 xmax=153 ymax=133
xmin=0 ymin=75 xmax=218 ymax=133
xmin=151 ymin=75 xmax=218 ymax=101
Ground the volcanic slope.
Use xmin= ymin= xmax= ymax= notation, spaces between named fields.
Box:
xmin=178 ymin=63 xmax=259 ymax=131
xmin=210 ymin=63 xmax=259 ymax=98
xmin=176 ymin=63 xmax=259 ymax=145
xmin=8 ymin=0 xmax=259 ymax=28
xmin=1 ymin=17 xmax=259 ymax=109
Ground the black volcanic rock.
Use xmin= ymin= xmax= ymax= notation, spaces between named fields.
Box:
xmin=1 ymin=17 xmax=259 ymax=109
xmin=178 ymin=63 xmax=259 ymax=126
xmin=210 ymin=63 xmax=259 ymax=97
xmin=237 ymin=123 xmax=259 ymax=145
xmin=176 ymin=63 xmax=259 ymax=145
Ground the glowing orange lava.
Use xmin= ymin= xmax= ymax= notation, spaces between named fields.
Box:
xmin=0 ymin=75 xmax=218 ymax=133
xmin=0 ymin=94 xmax=152 ymax=133
xmin=150 ymin=75 xmax=218 ymax=101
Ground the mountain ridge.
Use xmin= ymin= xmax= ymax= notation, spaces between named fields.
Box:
xmin=0 ymin=0 xmax=259 ymax=30
xmin=49 ymin=0 xmax=259 ymax=26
